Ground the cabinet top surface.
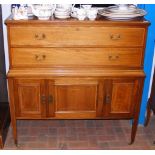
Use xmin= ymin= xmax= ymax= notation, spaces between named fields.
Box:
xmin=5 ymin=15 xmax=150 ymax=26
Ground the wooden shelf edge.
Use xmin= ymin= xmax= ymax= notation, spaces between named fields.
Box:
xmin=7 ymin=69 xmax=145 ymax=78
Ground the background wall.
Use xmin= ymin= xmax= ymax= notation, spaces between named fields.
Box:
xmin=0 ymin=5 xmax=8 ymax=103
xmin=138 ymin=4 xmax=155 ymax=124
xmin=1 ymin=4 xmax=11 ymax=73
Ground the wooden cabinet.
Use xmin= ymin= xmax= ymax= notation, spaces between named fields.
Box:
xmin=5 ymin=17 xmax=149 ymax=145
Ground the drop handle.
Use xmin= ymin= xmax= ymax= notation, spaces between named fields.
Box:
xmin=35 ymin=55 xmax=46 ymax=61
xmin=108 ymin=55 xmax=119 ymax=61
xmin=34 ymin=33 xmax=46 ymax=40
xmin=110 ymin=34 xmax=121 ymax=40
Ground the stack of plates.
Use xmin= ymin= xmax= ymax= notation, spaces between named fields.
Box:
xmin=54 ymin=7 xmax=71 ymax=19
xmin=98 ymin=5 xmax=147 ymax=20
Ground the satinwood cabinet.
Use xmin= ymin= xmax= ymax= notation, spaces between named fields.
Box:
xmin=5 ymin=16 xmax=149 ymax=145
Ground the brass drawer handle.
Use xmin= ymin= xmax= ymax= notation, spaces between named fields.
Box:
xmin=110 ymin=34 xmax=121 ymax=40
xmin=108 ymin=55 xmax=119 ymax=61
xmin=34 ymin=33 xmax=46 ymax=40
xmin=35 ymin=55 xmax=46 ymax=61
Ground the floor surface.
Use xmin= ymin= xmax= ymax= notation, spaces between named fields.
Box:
xmin=3 ymin=117 xmax=155 ymax=150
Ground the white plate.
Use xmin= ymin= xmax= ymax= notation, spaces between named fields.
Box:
xmin=55 ymin=10 xmax=70 ymax=14
xmin=55 ymin=13 xmax=70 ymax=16
xmin=107 ymin=5 xmax=137 ymax=13
xmin=98 ymin=8 xmax=146 ymax=20
xmin=101 ymin=12 xmax=145 ymax=18
xmin=99 ymin=8 xmax=146 ymax=15
xmin=55 ymin=8 xmax=71 ymax=12
xmin=105 ymin=16 xmax=138 ymax=21
xmin=55 ymin=15 xmax=70 ymax=19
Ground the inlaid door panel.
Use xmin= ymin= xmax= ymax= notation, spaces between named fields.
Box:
xmin=53 ymin=78 xmax=98 ymax=118
xmin=111 ymin=82 xmax=133 ymax=113
xmin=14 ymin=79 xmax=46 ymax=118
xmin=101 ymin=79 xmax=139 ymax=118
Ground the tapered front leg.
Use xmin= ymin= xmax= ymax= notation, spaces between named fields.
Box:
xmin=8 ymin=78 xmax=18 ymax=145
xmin=129 ymin=78 xmax=144 ymax=145
xmin=0 ymin=136 xmax=3 ymax=148
xmin=129 ymin=118 xmax=138 ymax=145
xmin=11 ymin=119 xmax=17 ymax=146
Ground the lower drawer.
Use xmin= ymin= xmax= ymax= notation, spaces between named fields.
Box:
xmin=11 ymin=48 xmax=143 ymax=68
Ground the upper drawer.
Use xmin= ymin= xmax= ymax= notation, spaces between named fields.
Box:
xmin=10 ymin=48 xmax=143 ymax=68
xmin=9 ymin=26 xmax=145 ymax=47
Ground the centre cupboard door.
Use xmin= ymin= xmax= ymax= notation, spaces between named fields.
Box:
xmin=48 ymin=79 xmax=99 ymax=118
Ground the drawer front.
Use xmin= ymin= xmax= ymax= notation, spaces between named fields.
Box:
xmin=9 ymin=26 xmax=145 ymax=47
xmin=11 ymin=48 xmax=143 ymax=68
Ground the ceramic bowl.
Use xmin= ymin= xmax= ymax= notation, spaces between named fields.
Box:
xmin=30 ymin=4 xmax=55 ymax=20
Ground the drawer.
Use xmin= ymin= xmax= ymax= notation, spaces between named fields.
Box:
xmin=9 ymin=26 xmax=145 ymax=47
xmin=11 ymin=48 xmax=143 ymax=68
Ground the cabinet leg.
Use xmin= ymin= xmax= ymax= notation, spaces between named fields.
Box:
xmin=0 ymin=137 xmax=3 ymax=149
xmin=129 ymin=79 xmax=144 ymax=145
xmin=15 ymin=140 xmax=18 ymax=147
xmin=129 ymin=118 xmax=138 ymax=145
xmin=11 ymin=119 xmax=17 ymax=146
xmin=144 ymin=99 xmax=151 ymax=127
xmin=8 ymin=79 xmax=18 ymax=145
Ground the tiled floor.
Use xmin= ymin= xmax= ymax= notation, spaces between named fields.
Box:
xmin=4 ymin=117 xmax=155 ymax=150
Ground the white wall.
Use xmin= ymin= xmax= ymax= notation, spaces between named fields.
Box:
xmin=148 ymin=45 xmax=155 ymax=97
xmin=2 ymin=4 xmax=11 ymax=73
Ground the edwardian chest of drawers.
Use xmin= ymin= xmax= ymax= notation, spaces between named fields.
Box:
xmin=5 ymin=17 xmax=149 ymax=145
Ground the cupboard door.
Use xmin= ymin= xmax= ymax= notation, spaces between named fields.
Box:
xmin=102 ymin=79 xmax=139 ymax=118
xmin=54 ymin=79 xmax=98 ymax=118
xmin=14 ymin=79 xmax=46 ymax=118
